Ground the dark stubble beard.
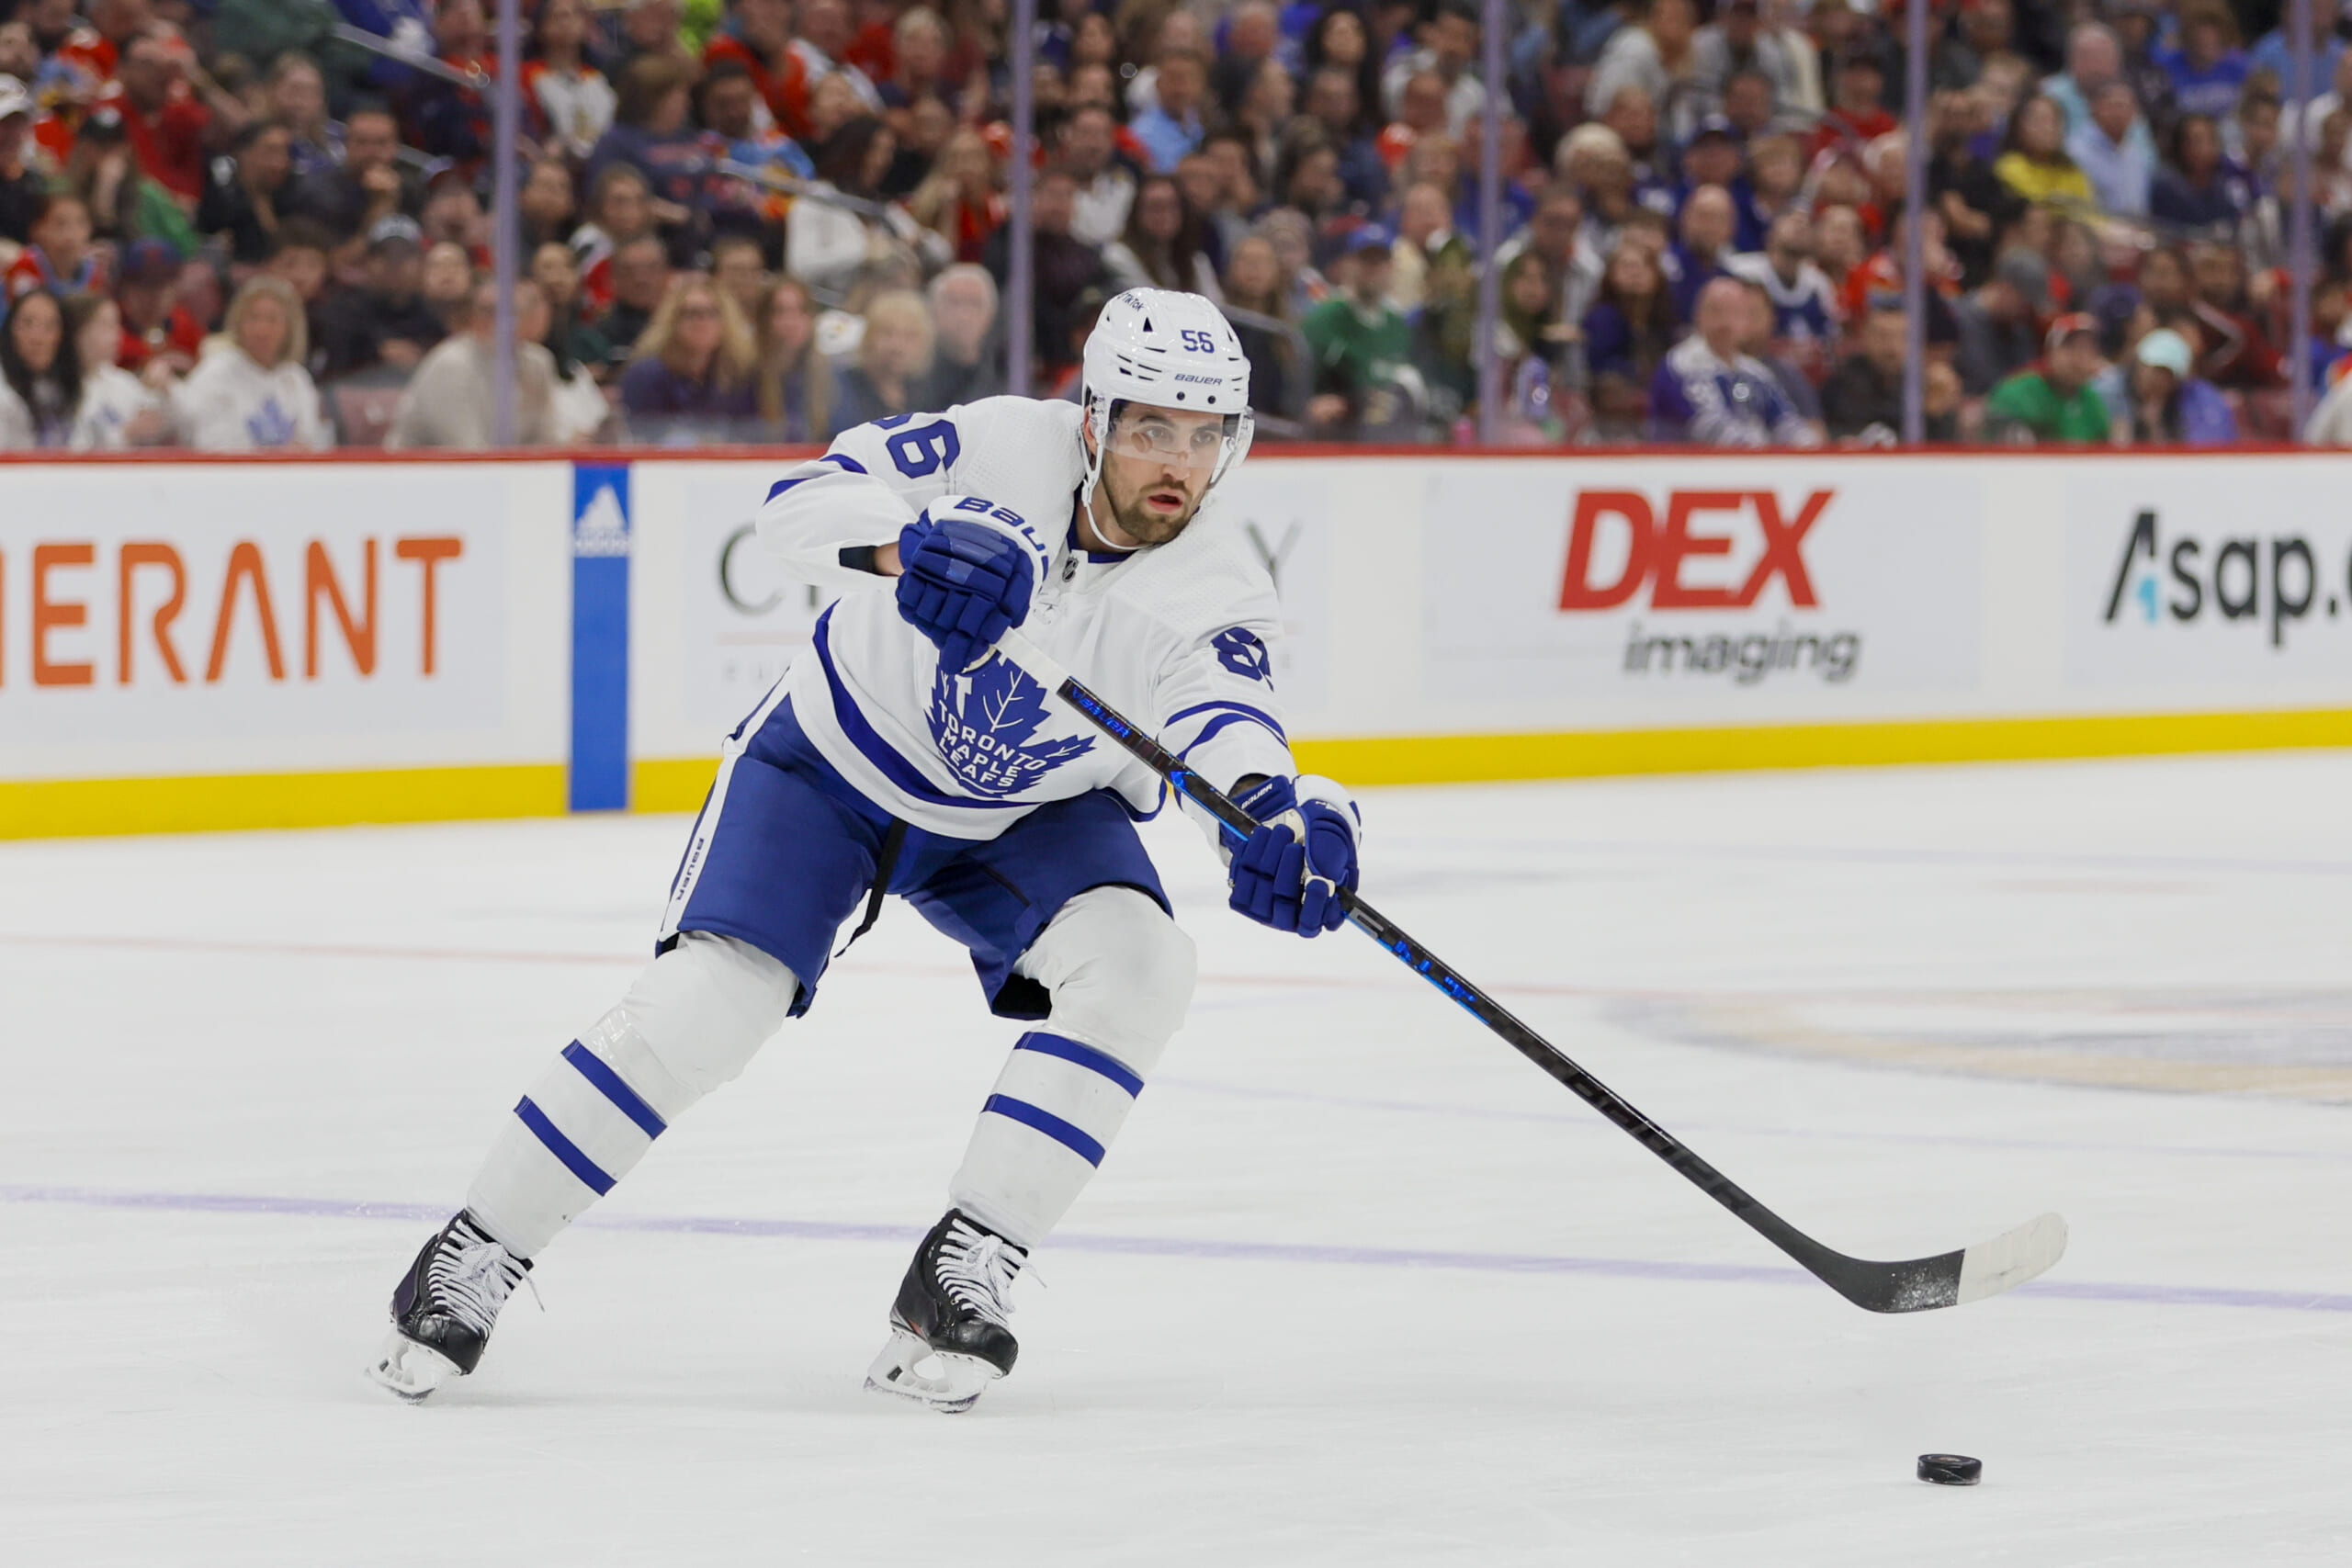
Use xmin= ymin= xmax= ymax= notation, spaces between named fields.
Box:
xmin=1101 ymin=468 xmax=1202 ymax=547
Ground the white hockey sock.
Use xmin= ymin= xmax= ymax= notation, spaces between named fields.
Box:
xmin=946 ymin=887 xmax=1195 ymax=1248
xmin=465 ymin=932 xmax=797 ymax=1258
xmin=949 ymin=1031 xmax=1147 ymax=1247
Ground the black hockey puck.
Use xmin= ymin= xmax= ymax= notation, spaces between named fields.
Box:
xmin=1917 ymin=1454 xmax=1983 ymax=1486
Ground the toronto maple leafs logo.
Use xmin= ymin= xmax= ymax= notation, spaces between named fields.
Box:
xmin=926 ymin=655 xmax=1095 ymax=797
xmin=246 ymin=397 xmax=298 ymax=448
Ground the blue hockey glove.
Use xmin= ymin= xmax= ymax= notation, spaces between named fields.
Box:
xmin=1228 ymin=774 xmax=1362 ymax=937
xmin=895 ymin=497 xmax=1047 ymax=672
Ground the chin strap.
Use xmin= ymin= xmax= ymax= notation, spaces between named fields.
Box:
xmin=1079 ymin=394 xmax=1111 ymax=513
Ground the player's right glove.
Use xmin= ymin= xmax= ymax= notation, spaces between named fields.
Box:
xmin=895 ymin=497 xmax=1047 ymax=672
xmin=1227 ymin=774 xmax=1362 ymax=937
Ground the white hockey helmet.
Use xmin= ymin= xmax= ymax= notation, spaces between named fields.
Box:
xmin=1080 ymin=288 xmax=1255 ymax=507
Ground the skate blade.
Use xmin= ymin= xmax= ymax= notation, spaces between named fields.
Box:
xmin=366 ymin=1329 xmax=463 ymax=1403
xmin=862 ymin=1330 xmax=999 ymax=1414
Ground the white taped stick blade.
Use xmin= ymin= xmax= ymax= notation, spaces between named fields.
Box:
xmin=1954 ymin=1212 xmax=2069 ymax=1303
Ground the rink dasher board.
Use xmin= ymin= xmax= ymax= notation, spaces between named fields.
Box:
xmin=3 ymin=448 xmax=2350 ymax=836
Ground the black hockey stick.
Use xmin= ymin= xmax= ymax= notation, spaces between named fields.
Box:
xmin=996 ymin=632 xmax=2066 ymax=1314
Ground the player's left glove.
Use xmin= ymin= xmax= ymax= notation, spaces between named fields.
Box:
xmin=1227 ymin=774 xmax=1362 ymax=937
xmin=895 ymin=497 xmax=1047 ymax=673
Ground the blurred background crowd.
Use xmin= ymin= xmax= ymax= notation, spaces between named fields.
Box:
xmin=1 ymin=0 xmax=2349 ymax=452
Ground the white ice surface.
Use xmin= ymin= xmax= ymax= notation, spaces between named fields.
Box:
xmin=4 ymin=753 xmax=2349 ymax=1565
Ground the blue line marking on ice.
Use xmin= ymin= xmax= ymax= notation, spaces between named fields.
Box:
xmin=5 ymin=1182 xmax=2343 ymax=1315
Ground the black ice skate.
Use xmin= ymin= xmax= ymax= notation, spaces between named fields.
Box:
xmin=865 ymin=1210 xmax=1028 ymax=1414
xmin=365 ymin=1212 xmax=532 ymax=1402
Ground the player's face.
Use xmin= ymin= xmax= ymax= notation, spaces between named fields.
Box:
xmin=1095 ymin=404 xmax=1231 ymax=547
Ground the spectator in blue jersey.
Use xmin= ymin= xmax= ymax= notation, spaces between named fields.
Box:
xmin=2249 ymin=5 xmax=2346 ymax=107
xmin=1668 ymin=184 xmax=1738 ymax=318
xmin=1582 ymin=238 xmax=1679 ymax=386
xmin=1648 ymin=276 xmax=1817 ymax=446
xmin=2068 ymin=79 xmax=2157 ymax=218
xmin=2155 ymin=3 xmax=2252 ymax=124
xmin=2042 ymin=23 xmax=2125 ymax=141
xmin=1130 ymin=45 xmax=1209 ymax=172
xmin=1727 ymin=209 xmax=1838 ymax=346
xmin=1676 ymin=115 xmax=1746 ymax=215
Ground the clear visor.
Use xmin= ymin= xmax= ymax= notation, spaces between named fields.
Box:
xmin=1107 ymin=403 xmax=1245 ymax=471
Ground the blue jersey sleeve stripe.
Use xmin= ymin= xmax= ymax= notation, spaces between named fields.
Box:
xmin=1014 ymin=1031 xmax=1145 ymax=1097
xmin=561 ymin=1042 xmax=667 ymax=1138
xmin=764 ymin=453 xmax=867 ymax=501
xmin=810 ymin=607 xmax=1023 ymax=811
xmin=1179 ymin=711 xmax=1287 ymax=760
xmin=514 ymin=1097 xmax=616 ymax=1194
xmin=983 ymin=1094 xmax=1106 ymax=1166
xmin=1164 ymin=699 xmax=1287 ymax=744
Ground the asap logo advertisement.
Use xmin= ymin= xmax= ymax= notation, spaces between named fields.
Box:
xmin=0 ymin=468 xmax=508 ymax=752
xmin=1423 ymin=463 xmax=1982 ymax=707
xmin=2065 ymin=466 xmax=2352 ymax=689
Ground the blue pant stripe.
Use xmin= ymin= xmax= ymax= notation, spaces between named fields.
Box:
xmin=561 ymin=1041 xmax=668 ymax=1138
xmin=514 ymin=1097 xmax=616 ymax=1195
xmin=983 ymin=1093 xmax=1105 ymax=1167
xmin=1013 ymin=1032 xmax=1144 ymax=1098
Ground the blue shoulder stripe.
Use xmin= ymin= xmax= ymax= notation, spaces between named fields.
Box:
xmin=1165 ymin=699 xmax=1287 ymax=745
xmin=764 ymin=452 xmax=869 ymax=502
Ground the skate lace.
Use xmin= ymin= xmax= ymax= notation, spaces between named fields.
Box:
xmin=429 ymin=1221 xmax=532 ymax=1335
xmin=938 ymin=1219 xmax=1025 ymax=1328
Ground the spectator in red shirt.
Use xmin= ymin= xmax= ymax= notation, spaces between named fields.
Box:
xmin=55 ymin=0 xmax=148 ymax=88
xmin=1810 ymin=49 xmax=1897 ymax=162
xmin=104 ymin=28 xmax=210 ymax=200
xmin=113 ymin=236 xmax=204 ymax=374
xmin=704 ymin=0 xmax=809 ymax=141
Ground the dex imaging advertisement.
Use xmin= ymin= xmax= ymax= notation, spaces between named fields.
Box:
xmin=1422 ymin=462 xmax=1984 ymax=713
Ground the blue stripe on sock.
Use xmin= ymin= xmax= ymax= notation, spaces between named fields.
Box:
xmin=1013 ymin=1032 xmax=1144 ymax=1098
xmin=983 ymin=1094 xmax=1105 ymax=1167
xmin=514 ymin=1097 xmax=616 ymax=1194
xmin=561 ymin=1042 xmax=667 ymax=1138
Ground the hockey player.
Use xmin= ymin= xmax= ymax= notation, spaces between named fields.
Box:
xmin=368 ymin=288 xmax=1364 ymax=1412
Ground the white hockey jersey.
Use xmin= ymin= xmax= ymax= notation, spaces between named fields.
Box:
xmin=753 ymin=395 xmax=1295 ymax=840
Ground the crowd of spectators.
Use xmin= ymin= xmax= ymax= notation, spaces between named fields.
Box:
xmin=1 ymin=0 xmax=2350 ymax=452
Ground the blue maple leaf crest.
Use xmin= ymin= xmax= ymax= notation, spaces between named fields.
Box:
xmin=245 ymin=397 xmax=298 ymax=448
xmin=926 ymin=655 xmax=1095 ymax=797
